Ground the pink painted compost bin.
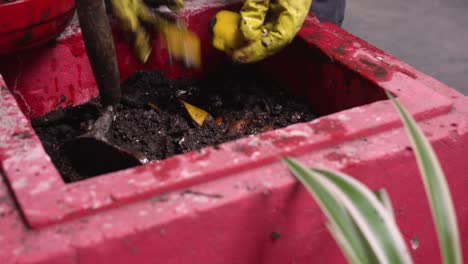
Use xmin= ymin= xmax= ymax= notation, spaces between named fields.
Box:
xmin=1 ymin=1 xmax=468 ymax=263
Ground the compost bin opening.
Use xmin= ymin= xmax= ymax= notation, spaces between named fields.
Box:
xmin=31 ymin=62 xmax=389 ymax=182
xmin=32 ymin=66 xmax=323 ymax=182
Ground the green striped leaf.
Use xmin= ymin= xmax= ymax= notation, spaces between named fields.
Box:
xmin=326 ymin=222 xmax=364 ymax=264
xmin=284 ymin=158 xmax=412 ymax=264
xmin=283 ymin=158 xmax=375 ymax=264
xmin=388 ymin=92 xmax=462 ymax=264
xmin=312 ymin=167 xmax=412 ymax=264
xmin=375 ymin=189 xmax=395 ymax=220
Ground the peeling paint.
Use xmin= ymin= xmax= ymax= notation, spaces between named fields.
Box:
xmin=133 ymin=179 xmax=156 ymax=187
xmin=138 ymin=210 xmax=148 ymax=217
xmin=337 ymin=114 xmax=350 ymax=121
xmin=12 ymin=177 xmax=27 ymax=189
xmin=175 ymin=203 xmax=188 ymax=214
xmin=30 ymin=179 xmax=53 ymax=196
xmin=180 ymin=169 xmax=199 ymax=178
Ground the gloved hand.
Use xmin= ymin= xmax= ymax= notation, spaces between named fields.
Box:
xmin=210 ymin=0 xmax=312 ymax=63
xmin=111 ymin=0 xmax=201 ymax=68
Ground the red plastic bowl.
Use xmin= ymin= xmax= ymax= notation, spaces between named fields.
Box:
xmin=0 ymin=0 xmax=75 ymax=55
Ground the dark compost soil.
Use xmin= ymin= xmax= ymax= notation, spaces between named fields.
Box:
xmin=32 ymin=67 xmax=317 ymax=182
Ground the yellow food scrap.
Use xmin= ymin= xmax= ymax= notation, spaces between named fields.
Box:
xmin=162 ymin=23 xmax=202 ymax=69
xmin=180 ymin=99 xmax=209 ymax=126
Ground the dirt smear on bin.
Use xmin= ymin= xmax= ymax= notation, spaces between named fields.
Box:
xmin=32 ymin=66 xmax=317 ymax=182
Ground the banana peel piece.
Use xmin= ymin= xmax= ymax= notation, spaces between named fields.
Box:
xmin=180 ymin=99 xmax=209 ymax=126
xmin=160 ymin=22 xmax=202 ymax=69
xmin=140 ymin=9 xmax=202 ymax=67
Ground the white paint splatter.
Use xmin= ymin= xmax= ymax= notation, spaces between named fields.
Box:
xmin=198 ymin=160 xmax=209 ymax=167
xmin=91 ymin=202 xmax=101 ymax=209
xmin=192 ymin=196 xmax=209 ymax=203
xmin=350 ymin=107 xmax=364 ymax=113
xmin=12 ymin=177 xmax=27 ymax=189
xmin=251 ymin=151 xmax=261 ymax=159
xmin=351 ymin=49 xmax=372 ymax=60
xmin=25 ymin=209 xmax=43 ymax=216
xmin=13 ymin=247 xmax=24 ymax=256
xmin=286 ymin=130 xmax=310 ymax=137
xmin=0 ymin=205 xmax=9 ymax=215
xmin=248 ymin=139 xmax=261 ymax=147
xmin=139 ymin=210 xmax=148 ymax=217
xmin=30 ymin=179 xmax=54 ymax=195
xmin=175 ymin=203 xmax=188 ymax=213
xmin=337 ymin=114 xmax=350 ymax=121
xmin=353 ymin=42 xmax=362 ymax=48
xmin=103 ymin=223 xmax=113 ymax=229
xmin=180 ymin=169 xmax=199 ymax=178
xmin=135 ymin=178 xmax=156 ymax=187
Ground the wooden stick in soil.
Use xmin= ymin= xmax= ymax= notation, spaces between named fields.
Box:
xmin=75 ymin=0 xmax=121 ymax=106
xmin=65 ymin=1 xmax=147 ymax=177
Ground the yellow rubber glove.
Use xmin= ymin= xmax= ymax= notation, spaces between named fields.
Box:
xmin=111 ymin=0 xmax=177 ymax=63
xmin=211 ymin=10 xmax=247 ymax=56
xmin=111 ymin=0 xmax=201 ymax=68
xmin=211 ymin=0 xmax=312 ymax=63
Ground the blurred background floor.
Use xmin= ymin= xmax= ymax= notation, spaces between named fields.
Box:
xmin=342 ymin=0 xmax=468 ymax=94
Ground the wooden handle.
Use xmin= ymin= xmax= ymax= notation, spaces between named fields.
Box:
xmin=76 ymin=0 xmax=121 ymax=106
